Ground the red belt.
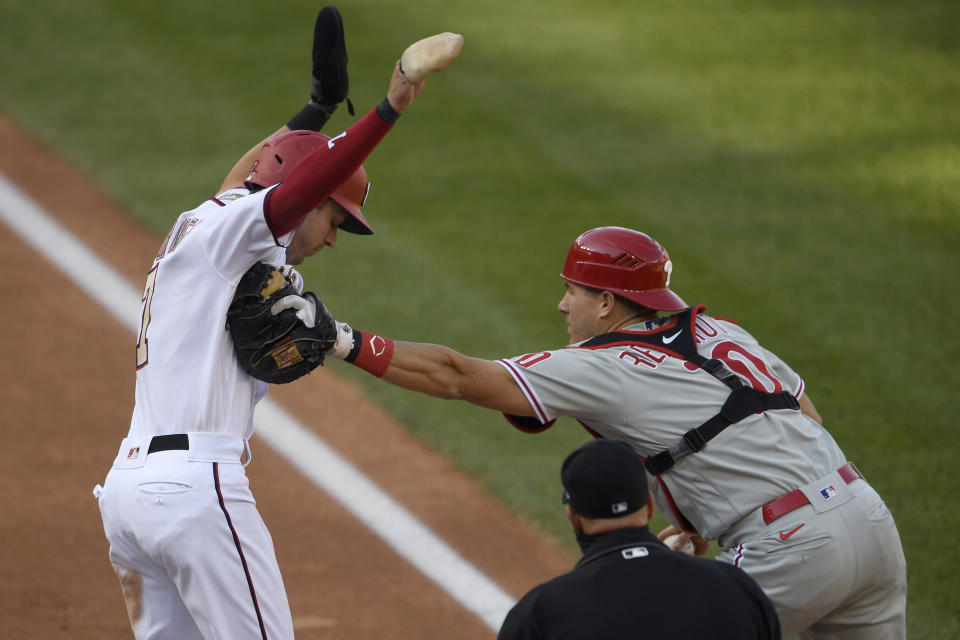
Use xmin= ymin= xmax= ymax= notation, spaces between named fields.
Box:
xmin=761 ymin=462 xmax=862 ymax=525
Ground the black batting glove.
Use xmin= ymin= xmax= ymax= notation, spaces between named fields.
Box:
xmin=311 ymin=5 xmax=353 ymax=116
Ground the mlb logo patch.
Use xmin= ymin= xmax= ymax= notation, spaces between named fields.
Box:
xmin=127 ymin=447 xmax=140 ymax=459
xmin=819 ymin=484 xmax=839 ymax=500
xmin=611 ymin=501 xmax=629 ymax=514
xmin=622 ymin=547 xmax=649 ymax=560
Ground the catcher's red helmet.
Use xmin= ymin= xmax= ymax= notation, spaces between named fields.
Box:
xmin=244 ymin=130 xmax=373 ymax=235
xmin=561 ymin=227 xmax=687 ymax=311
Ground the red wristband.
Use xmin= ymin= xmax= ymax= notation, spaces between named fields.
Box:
xmin=346 ymin=330 xmax=394 ymax=377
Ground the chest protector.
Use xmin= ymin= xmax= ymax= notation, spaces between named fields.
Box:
xmin=581 ymin=306 xmax=800 ymax=476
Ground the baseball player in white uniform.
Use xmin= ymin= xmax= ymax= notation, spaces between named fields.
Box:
xmin=93 ymin=34 xmax=425 ymax=637
xmin=313 ymin=226 xmax=907 ymax=639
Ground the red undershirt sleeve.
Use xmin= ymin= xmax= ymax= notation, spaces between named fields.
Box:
xmin=264 ymin=106 xmax=394 ymax=238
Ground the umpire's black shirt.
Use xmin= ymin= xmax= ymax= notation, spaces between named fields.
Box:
xmin=498 ymin=527 xmax=780 ymax=640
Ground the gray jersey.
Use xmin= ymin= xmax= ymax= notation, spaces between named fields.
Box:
xmin=498 ymin=311 xmax=847 ymax=540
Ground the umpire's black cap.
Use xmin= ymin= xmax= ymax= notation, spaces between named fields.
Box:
xmin=561 ymin=439 xmax=648 ymax=519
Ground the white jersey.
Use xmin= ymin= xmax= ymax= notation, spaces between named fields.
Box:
xmin=128 ymin=186 xmax=300 ymax=441
xmin=498 ymin=311 xmax=848 ymax=540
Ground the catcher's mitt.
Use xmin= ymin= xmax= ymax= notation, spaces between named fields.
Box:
xmin=226 ymin=262 xmax=336 ymax=384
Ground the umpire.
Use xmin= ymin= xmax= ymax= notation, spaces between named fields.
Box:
xmin=498 ymin=440 xmax=781 ymax=640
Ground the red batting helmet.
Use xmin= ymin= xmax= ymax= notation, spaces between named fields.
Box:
xmin=561 ymin=227 xmax=687 ymax=311
xmin=244 ymin=130 xmax=373 ymax=235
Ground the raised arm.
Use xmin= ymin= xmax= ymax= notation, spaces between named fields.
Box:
xmin=217 ymin=6 xmax=354 ymax=195
xmin=219 ymin=125 xmax=291 ymax=195
xmin=260 ymin=52 xmax=429 ymax=235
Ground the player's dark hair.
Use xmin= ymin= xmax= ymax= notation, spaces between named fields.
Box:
xmin=581 ymin=284 xmax=656 ymax=318
xmin=619 ymin=297 xmax=657 ymax=318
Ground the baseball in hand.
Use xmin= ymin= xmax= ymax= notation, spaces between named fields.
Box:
xmin=664 ymin=534 xmax=695 ymax=555
xmin=399 ymin=32 xmax=464 ymax=83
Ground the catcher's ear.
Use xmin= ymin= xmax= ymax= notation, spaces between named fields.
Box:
xmin=598 ymin=291 xmax=617 ymax=318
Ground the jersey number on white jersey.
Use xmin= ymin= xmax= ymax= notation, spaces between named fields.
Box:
xmin=136 ymin=266 xmax=158 ymax=369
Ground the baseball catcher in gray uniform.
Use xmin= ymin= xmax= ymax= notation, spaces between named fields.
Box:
xmin=294 ymin=226 xmax=907 ymax=639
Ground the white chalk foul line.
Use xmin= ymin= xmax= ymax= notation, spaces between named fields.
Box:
xmin=0 ymin=171 xmax=516 ymax=632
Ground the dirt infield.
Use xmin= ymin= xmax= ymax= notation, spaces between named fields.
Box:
xmin=0 ymin=115 xmax=573 ymax=639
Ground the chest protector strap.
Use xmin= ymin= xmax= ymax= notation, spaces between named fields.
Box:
xmin=581 ymin=306 xmax=799 ymax=476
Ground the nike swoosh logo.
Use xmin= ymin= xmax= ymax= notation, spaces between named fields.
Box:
xmin=662 ymin=330 xmax=682 ymax=344
xmin=779 ymin=524 xmax=804 ymax=541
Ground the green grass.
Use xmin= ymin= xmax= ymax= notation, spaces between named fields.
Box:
xmin=2 ymin=1 xmax=958 ymax=636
